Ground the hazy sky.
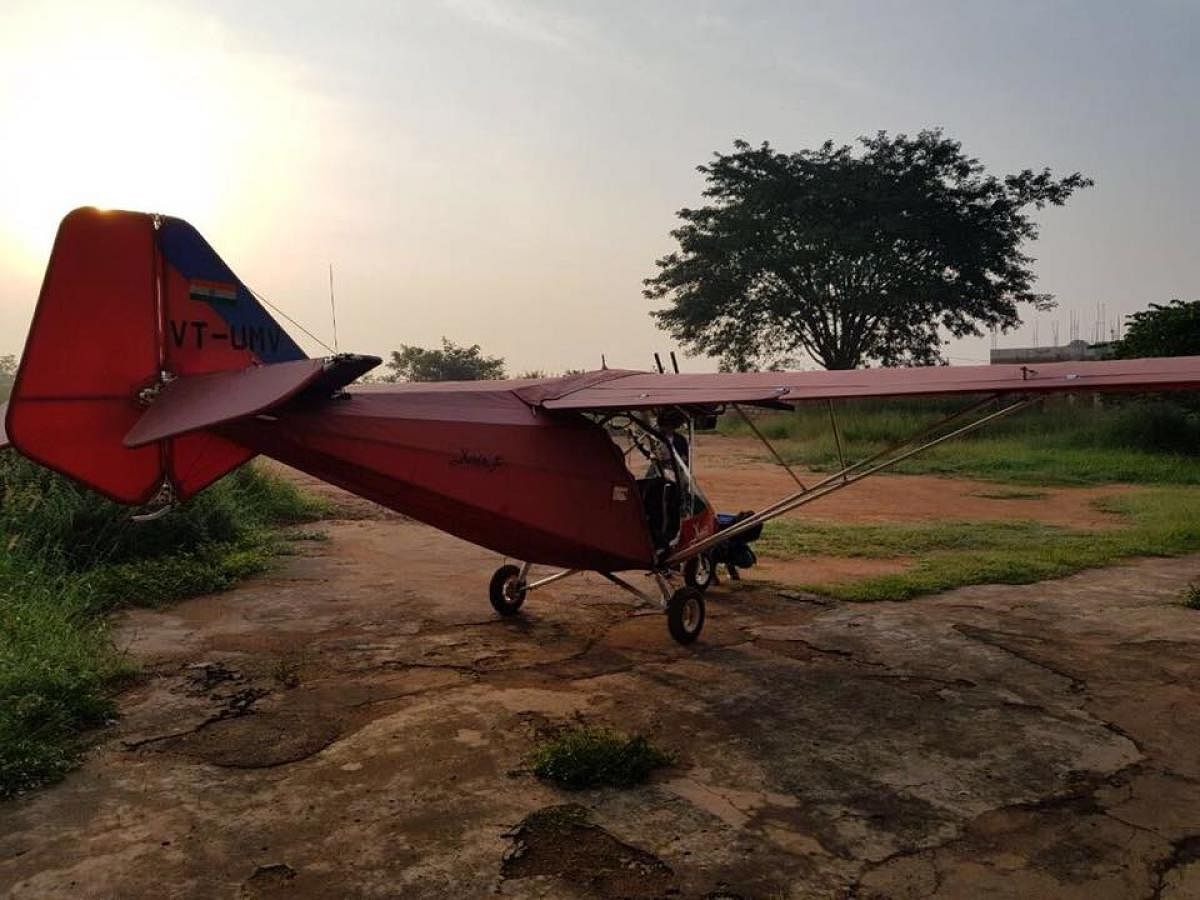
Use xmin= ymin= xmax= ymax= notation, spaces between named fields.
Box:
xmin=1 ymin=0 xmax=1196 ymax=373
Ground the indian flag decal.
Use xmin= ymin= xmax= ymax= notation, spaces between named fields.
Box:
xmin=189 ymin=279 xmax=238 ymax=304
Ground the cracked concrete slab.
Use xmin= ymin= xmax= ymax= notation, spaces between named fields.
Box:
xmin=3 ymin=452 xmax=1200 ymax=898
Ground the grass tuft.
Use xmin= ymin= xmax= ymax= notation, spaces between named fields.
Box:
xmin=1183 ymin=584 xmax=1200 ymax=610
xmin=530 ymin=726 xmax=674 ymax=789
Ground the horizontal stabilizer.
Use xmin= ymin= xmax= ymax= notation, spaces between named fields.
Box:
xmin=124 ymin=354 xmax=382 ymax=448
xmin=124 ymin=359 xmax=326 ymax=448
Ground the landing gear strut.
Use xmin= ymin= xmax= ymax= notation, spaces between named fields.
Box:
xmin=487 ymin=564 xmax=707 ymax=646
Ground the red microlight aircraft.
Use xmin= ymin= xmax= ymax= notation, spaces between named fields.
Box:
xmin=5 ymin=208 xmax=1200 ymax=644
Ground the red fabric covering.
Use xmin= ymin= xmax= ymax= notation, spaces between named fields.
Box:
xmin=161 ymin=265 xmax=261 ymax=375
xmin=123 ymin=359 xmax=327 ymax=498
xmin=224 ymin=386 xmax=656 ymax=571
xmin=168 ymin=431 xmax=256 ymax=499
xmin=124 ymin=359 xmax=325 ymax=447
xmin=5 ymin=209 xmax=164 ymax=503
xmin=541 ymin=357 xmax=1200 ymax=409
xmin=4 ymin=208 xmax=276 ymax=503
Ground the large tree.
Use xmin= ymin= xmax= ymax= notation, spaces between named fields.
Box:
xmin=646 ymin=130 xmax=1092 ymax=370
xmin=382 ymin=338 xmax=505 ymax=382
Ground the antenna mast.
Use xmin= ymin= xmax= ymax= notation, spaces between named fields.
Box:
xmin=328 ymin=263 xmax=340 ymax=354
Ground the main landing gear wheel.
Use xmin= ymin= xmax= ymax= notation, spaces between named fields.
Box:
xmin=489 ymin=564 xmax=527 ymax=616
xmin=667 ymin=587 xmax=706 ymax=645
xmin=683 ymin=553 xmax=715 ymax=591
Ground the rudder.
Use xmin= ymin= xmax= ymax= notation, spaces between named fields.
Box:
xmin=5 ymin=208 xmax=308 ymax=504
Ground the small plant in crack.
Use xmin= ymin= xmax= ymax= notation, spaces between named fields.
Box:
xmin=529 ymin=726 xmax=674 ymax=789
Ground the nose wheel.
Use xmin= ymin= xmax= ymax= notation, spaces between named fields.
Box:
xmin=667 ymin=587 xmax=705 ymax=644
xmin=489 ymin=564 xmax=527 ymax=616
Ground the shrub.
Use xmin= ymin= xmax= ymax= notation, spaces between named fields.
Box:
xmin=1182 ymin=584 xmax=1200 ymax=610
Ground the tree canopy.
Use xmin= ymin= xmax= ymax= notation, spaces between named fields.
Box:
xmin=646 ymin=130 xmax=1093 ymax=370
xmin=1116 ymin=300 xmax=1200 ymax=359
xmin=382 ymin=338 xmax=505 ymax=382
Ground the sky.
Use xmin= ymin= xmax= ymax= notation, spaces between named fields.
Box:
xmin=0 ymin=0 xmax=1196 ymax=373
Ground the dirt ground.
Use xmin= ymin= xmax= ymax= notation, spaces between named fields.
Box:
xmin=3 ymin=435 xmax=1200 ymax=899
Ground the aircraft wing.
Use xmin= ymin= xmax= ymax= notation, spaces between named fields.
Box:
xmin=540 ymin=356 xmax=1200 ymax=410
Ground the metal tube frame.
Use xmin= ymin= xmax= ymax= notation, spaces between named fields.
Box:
xmin=665 ymin=393 xmax=1038 ymax=565
xmin=827 ymin=400 xmax=847 ymax=479
xmin=727 ymin=392 xmax=1000 ymax=527
xmin=512 ymin=566 xmax=675 ymax=611
xmin=509 ymin=393 xmax=1037 ymax=611
xmin=523 ymin=567 xmax=578 ymax=592
xmin=602 ymin=571 xmax=675 ymax=609
xmin=506 ymin=393 xmax=1041 ymax=614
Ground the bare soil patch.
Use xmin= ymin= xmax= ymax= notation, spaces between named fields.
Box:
xmin=502 ymin=805 xmax=675 ymax=898
xmin=698 ymin=434 xmax=1135 ymax=529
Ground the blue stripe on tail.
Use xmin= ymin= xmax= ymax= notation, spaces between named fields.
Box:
xmin=158 ymin=217 xmax=307 ymax=364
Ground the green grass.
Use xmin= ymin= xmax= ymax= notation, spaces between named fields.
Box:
xmin=759 ymin=519 xmax=1069 ymax=559
xmin=760 ymin=488 xmax=1200 ymax=602
xmin=0 ymin=561 xmax=128 ymax=797
xmin=0 ymin=454 xmax=327 ymax=798
xmin=530 ymin=726 xmax=674 ymax=789
xmin=722 ymin=396 xmax=1200 ymax=485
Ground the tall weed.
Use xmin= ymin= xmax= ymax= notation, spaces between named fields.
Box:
xmin=0 ymin=455 xmax=326 ymax=797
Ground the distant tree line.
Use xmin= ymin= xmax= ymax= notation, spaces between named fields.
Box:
xmin=380 ymin=338 xmax=505 ymax=382
xmin=373 ymin=339 xmax=597 ymax=382
xmin=369 ymin=296 xmax=1200 ymax=385
xmin=1116 ymin=300 xmax=1200 ymax=359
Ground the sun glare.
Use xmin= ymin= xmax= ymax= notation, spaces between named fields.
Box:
xmin=0 ymin=3 xmax=321 ymax=268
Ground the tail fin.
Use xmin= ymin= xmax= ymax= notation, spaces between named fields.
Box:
xmin=5 ymin=208 xmax=309 ymax=503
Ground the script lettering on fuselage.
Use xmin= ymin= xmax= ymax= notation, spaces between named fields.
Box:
xmin=168 ymin=320 xmax=284 ymax=354
xmin=450 ymin=449 xmax=504 ymax=472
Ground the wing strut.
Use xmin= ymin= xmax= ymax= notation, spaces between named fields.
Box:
xmin=667 ymin=393 xmax=1039 ymax=565
xmin=731 ymin=403 xmax=807 ymax=490
xmin=827 ymin=400 xmax=848 ymax=479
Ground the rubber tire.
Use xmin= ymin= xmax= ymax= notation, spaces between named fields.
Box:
xmin=683 ymin=553 xmax=714 ymax=592
xmin=667 ymin=587 xmax=706 ymax=645
xmin=489 ymin=564 xmax=526 ymax=616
